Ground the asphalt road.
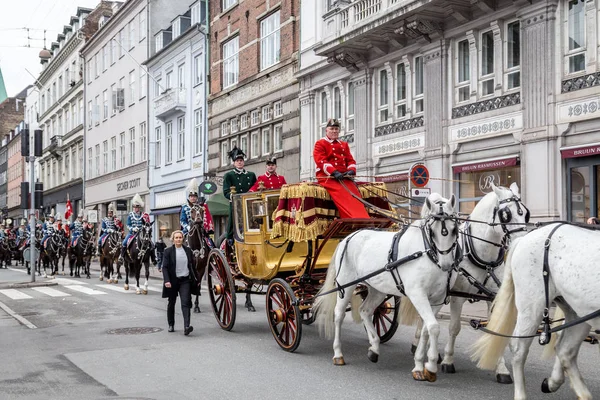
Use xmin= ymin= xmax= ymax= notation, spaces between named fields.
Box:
xmin=1 ymin=265 xmax=599 ymax=400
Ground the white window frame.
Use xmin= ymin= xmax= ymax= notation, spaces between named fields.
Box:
xmin=102 ymin=45 xmax=108 ymax=71
xmin=129 ymin=70 xmax=136 ymax=105
xmin=378 ymin=68 xmax=390 ymax=123
xmin=111 ymin=136 xmax=116 ymax=171
xmin=347 ymin=81 xmax=355 ymax=131
xmin=165 ymin=121 xmax=173 ymax=164
xmin=456 ymin=39 xmax=471 ymax=103
xmin=118 ymin=30 xmax=125 ymax=58
xmin=87 ymin=148 xmax=93 ymax=179
xmin=129 ymin=127 xmax=136 ymax=165
xmin=119 ymin=132 xmax=126 ymax=168
xmin=479 ymin=29 xmax=495 ymax=97
xmin=129 ymin=18 xmax=136 ymax=49
xmin=251 ymin=109 xmax=260 ymax=126
xmin=178 ymin=64 xmax=185 ymax=89
xmin=140 ymin=122 xmax=147 ymax=161
xmin=221 ymin=121 xmax=229 ymax=137
xmin=155 ymin=126 xmax=162 ymax=167
xmin=102 ymin=140 xmax=108 ymax=174
xmin=194 ymin=108 xmax=202 ymax=156
xmin=262 ymin=105 xmax=272 ymax=122
xmin=505 ymin=20 xmax=521 ymax=90
xmin=139 ymin=9 xmax=146 ymax=42
xmin=223 ymin=36 xmax=239 ymax=88
xmin=95 ymin=144 xmax=100 ymax=177
xmin=413 ymin=56 xmax=424 ymax=114
xmin=110 ymin=38 xmax=116 ymax=64
xmin=194 ymin=54 xmax=203 ymax=86
xmin=177 ymin=116 xmax=185 ymax=160
xmin=223 ymin=0 xmax=237 ymax=12
xmin=320 ymin=90 xmax=328 ymax=137
xmin=395 ymin=62 xmax=409 ymax=118
xmin=240 ymin=114 xmax=248 ymax=130
xmin=103 ymin=90 xmax=108 ymax=119
xmin=274 ymin=123 xmax=283 ymax=152
xmin=140 ymin=68 xmax=147 ymax=99
xmin=221 ymin=141 xmax=229 ymax=166
xmin=240 ymin=134 xmax=248 ymax=155
xmin=262 ymin=127 xmax=271 ymax=156
xmin=260 ymin=11 xmax=281 ymax=70
xmin=564 ymin=0 xmax=586 ymax=75
xmin=273 ymin=101 xmax=282 ymax=118
xmin=230 ymin=116 xmax=238 ymax=133
xmin=251 ymin=131 xmax=260 ymax=158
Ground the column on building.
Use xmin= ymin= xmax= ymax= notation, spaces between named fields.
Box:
xmin=353 ymin=69 xmax=370 ymax=172
xmin=423 ymin=46 xmax=445 ymax=194
xmin=299 ymin=90 xmax=315 ymax=180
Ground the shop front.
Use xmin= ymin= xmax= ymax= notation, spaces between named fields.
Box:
xmin=151 ymin=187 xmax=186 ymax=245
xmin=42 ymin=181 xmax=83 ymax=221
xmin=375 ymin=173 xmax=412 ymax=217
xmin=452 ymin=156 xmax=521 ymax=214
xmin=561 ymin=144 xmax=600 ymax=223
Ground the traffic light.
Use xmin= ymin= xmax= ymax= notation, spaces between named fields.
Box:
xmin=35 ymin=182 xmax=43 ymax=208
xmin=20 ymin=182 xmax=29 ymax=209
xmin=21 ymin=129 xmax=29 ymax=156
xmin=34 ymin=130 xmax=43 ymax=157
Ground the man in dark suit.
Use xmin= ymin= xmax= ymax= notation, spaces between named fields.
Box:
xmin=161 ymin=230 xmax=200 ymax=335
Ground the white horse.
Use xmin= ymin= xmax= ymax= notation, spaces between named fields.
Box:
xmin=472 ymin=223 xmax=600 ymax=400
xmin=315 ymin=193 xmax=460 ymax=382
xmin=410 ymin=183 xmax=529 ymax=383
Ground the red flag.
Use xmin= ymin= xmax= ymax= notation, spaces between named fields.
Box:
xmin=65 ymin=199 xmax=73 ymax=220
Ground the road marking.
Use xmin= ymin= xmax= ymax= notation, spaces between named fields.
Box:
xmin=95 ymin=284 xmax=161 ymax=293
xmin=0 ymin=300 xmax=37 ymax=329
xmin=32 ymin=287 xmax=71 ymax=297
xmin=53 ymin=278 xmax=89 ymax=286
xmin=8 ymin=267 xmax=27 ymax=274
xmin=0 ymin=289 xmax=33 ymax=300
xmin=64 ymin=285 xmax=107 ymax=295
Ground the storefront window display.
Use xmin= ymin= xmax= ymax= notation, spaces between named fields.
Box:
xmin=376 ymin=174 xmax=417 ymax=218
xmin=455 ymin=162 xmax=521 ymax=214
xmin=156 ymin=213 xmax=179 ymax=247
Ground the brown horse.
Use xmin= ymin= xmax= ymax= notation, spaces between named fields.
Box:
xmin=0 ymin=237 xmax=12 ymax=268
xmin=186 ymin=202 xmax=214 ymax=313
xmin=68 ymin=226 xmax=94 ymax=278
xmin=123 ymin=222 xmax=153 ymax=294
xmin=99 ymin=230 xmax=122 ymax=284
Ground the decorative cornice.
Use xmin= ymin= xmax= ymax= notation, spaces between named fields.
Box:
xmin=374 ymin=116 xmax=424 ymax=137
xmin=451 ymin=92 xmax=520 ymax=119
xmin=562 ymin=72 xmax=600 ymax=93
xmin=327 ymin=51 xmax=366 ymax=72
xmin=39 ymin=35 xmax=82 ymax=85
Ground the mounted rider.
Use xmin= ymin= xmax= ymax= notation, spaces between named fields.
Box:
xmin=122 ymin=194 xmax=156 ymax=264
xmin=41 ymin=210 xmax=58 ymax=248
xmin=180 ymin=178 xmax=214 ymax=239
xmin=16 ymin=219 xmax=27 ymax=244
xmin=97 ymin=203 xmax=122 ymax=255
xmin=69 ymin=212 xmax=85 ymax=247
xmin=0 ymin=221 xmax=5 ymax=240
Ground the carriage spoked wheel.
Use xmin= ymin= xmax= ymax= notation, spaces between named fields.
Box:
xmin=373 ymin=294 xmax=400 ymax=343
xmin=266 ymin=278 xmax=302 ymax=352
xmin=207 ymin=249 xmax=236 ymax=331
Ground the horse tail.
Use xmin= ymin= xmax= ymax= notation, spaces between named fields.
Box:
xmin=541 ymin=306 xmax=564 ymax=360
xmin=350 ymin=290 xmax=362 ymax=323
xmin=399 ymin=297 xmax=420 ymax=326
xmin=471 ymin=239 xmax=519 ymax=370
xmin=314 ymin=245 xmax=341 ymax=340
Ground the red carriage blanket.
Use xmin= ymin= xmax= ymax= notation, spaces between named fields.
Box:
xmin=271 ymin=181 xmax=393 ymax=242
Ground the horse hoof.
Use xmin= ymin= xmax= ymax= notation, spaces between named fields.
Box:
xmin=441 ymin=364 xmax=456 ymax=374
xmin=496 ymin=374 xmax=513 ymax=385
xmin=246 ymin=304 xmax=256 ymax=312
xmin=113 ymin=280 xmax=118 ymax=284
xmin=142 ymin=290 xmax=147 ymax=295
xmin=136 ymin=289 xmax=141 ymax=294
xmin=412 ymin=371 xmax=426 ymax=381
xmin=70 ymin=272 xmax=73 ymax=277
xmin=411 ymin=344 xmax=417 ymax=355
xmin=367 ymin=350 xmax=379 ymax=363
xmin=194 ymin=307 xmax=201 ymax=313
xmin=106 ymin=278 xmax=111 ymax=283
xmin=423 ymin=368 xmax=437 ymax=382
xmin=333 ymin=357 xmax=346 ymax=366
xmin=124 ymin=285 xmax=129 ymax=291
xmin=541 ymin=378 xmax=551 ymax=393
xmin=86 ymin=275 xmax=90 ymax=279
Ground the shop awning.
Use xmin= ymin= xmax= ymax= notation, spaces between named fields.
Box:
xmin=150 ymin=206 xmax=181 ymax=216
xmin=560 ymin=143 xmax=600 ymax=159
xmin=452 ymin=156 xmax=519 ymax=174
xmin=206 ymin=193 xmax=229 ymax=216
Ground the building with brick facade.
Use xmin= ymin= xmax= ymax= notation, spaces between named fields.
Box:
xmin=82 ymin=0 xmax=198 ymax=223
xmin=208 ymin=0 xmax=301 ymax=231
xmin=299 ymin=0 xmax=600 ymax=222
xmin=30 ymin=3 xmax=117 ymax=221
xmin=7 ymin=122 xmax=27 ymax=221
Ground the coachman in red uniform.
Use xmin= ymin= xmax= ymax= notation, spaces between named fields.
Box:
xmin=314 ymin=118 xmax=369 ymax=218
xmin=249 ymin=157 xmax=287 ymax=192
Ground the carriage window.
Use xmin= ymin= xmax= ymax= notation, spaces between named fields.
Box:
xmin=245 ymin=198 xmax=263 ymax=232
xmin=233 ymin=195 xmax=244 ymax=241
xmin=266 ymin=194 xmax=280 ymax=230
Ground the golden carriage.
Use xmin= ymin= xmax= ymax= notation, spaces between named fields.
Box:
xmin=206 ymin=181 xmax=401 ymax=351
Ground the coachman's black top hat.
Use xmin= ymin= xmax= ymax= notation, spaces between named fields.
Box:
xmin=326 ymin=118 xmax=341 ymax=128
xmin=228 ymin=146 xmax=246 ymax=161
xmin=266 ymin=157 xmax=277 ymax=165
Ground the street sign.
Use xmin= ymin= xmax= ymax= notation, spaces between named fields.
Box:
xmin=410 ymin=163 xmax=430 ymax=188
xmin=411 ymin=188 xmax=431 ymax=197
xmin=199 ymin=181 xmax=217 ymax=195
xmin=24 ymin=247 xmax=39 ymax=263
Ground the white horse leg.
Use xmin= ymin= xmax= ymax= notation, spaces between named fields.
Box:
xmin=409 ymin=292 xmax=441 ymax=382
xmin=441 ymin=297 xmax=464 ymax=373
xmin=332 ymin=286 xmax=356 ymax=365
xmin=510 ymin=313 xmax=542 ymax=400
xmin=485 ymin=300 xmax=513 ymax=384
xmin=411 ymin=318 xmax=423 ymax=354
xmin=359 ymin=290 xmax=387 ymax=363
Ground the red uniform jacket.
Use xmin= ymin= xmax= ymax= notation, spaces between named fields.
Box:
xmin=313 ymin=137 xmax=357 ymax=175
xmin=249 ymin=172 xmax=287 ymax=192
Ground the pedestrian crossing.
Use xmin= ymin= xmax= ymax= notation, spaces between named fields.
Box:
xmin=0 ymin=277 xmax=166 ymax=300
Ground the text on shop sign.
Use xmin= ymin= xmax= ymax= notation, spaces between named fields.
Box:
xmin=117 ymin=178 xmax=141 ymax=192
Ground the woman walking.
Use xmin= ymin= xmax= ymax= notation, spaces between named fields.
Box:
xmin=162 ymin=230 xmax=200 ymax=335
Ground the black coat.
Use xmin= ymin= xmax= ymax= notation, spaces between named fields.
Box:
xmin=161 ymin=245 xmax=200 ymax=298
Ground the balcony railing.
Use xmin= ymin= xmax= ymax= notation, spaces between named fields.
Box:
xmin=324 ymin=0 xmax=413 ymax=41
xmin=154 ymin=88 xmax=186 ymax=121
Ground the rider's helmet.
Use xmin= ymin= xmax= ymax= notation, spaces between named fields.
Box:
xmin=131 ymin=193 xmax=144 ymax=211
xmin=107 ymin=203 xmax=115 ymax=217
xmin=77 ymin=211 xmax=83 ymax=220
xmin=20 ymin=219 xmax=26 ymax=227
xmin=185 ymin=178 xmax=199 ymax=204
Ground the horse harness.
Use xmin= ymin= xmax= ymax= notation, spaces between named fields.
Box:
xmin=492 ymin=195 xmax=530 ymax=235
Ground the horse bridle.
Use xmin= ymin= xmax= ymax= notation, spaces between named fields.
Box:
xmin=422 ymin=202 xmax=461 ymax=268
xmin=492 ymin=195 xmax=530 ymax=235
xmin=135 ymin=225 xmax=152 ymax=261
xmin=188 ymin=204 xmax=209 ymax=259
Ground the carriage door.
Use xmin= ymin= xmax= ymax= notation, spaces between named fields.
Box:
xmin=566 ymin=156 xmax=600 ymax=223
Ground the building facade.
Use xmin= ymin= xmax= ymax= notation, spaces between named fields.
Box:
xmin=7 ymin=122 xmax=26 ymax=221
xmin=208 ymin=0 xmax=301 ymax=233
xmin=33 ymin=5 xmax=114 ymax=221
xmin=82 ymin=0 xmax=197 ymax=223
xmin=146 ymin=0 xmax=208 ymax=241
xmin=299 ymin=0 xmax=598 ymax=222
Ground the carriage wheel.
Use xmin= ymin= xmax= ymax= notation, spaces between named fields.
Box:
xmin=207 ymin=249 xmax=236 ymax=331
xmin=266 ymin=278 xmax=302 ymax=352
xmin=373 ymin=295 xmax=400 ymax=344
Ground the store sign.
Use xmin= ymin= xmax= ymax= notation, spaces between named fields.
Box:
xmin=373 ymin=133 xmax=425 ymax=158
xmin=558 ymin=96 xmax=600 ymax=123
xmin=561 ymin=144 xmax=600 ymax=159
xmin=117 ymin=177 xmax=142 ymax=192
xmin=116 ymin=199 xmax=128 ymax=211
xmin=452 ymin=157 xmax=518 ymax=174
xmin=450 ymin=113 xmax=522 ymax=142
xmin=375 ymin=173 xmax=409 ymax=183
xmin=478 ymin=172 xmax=501 ymax=194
